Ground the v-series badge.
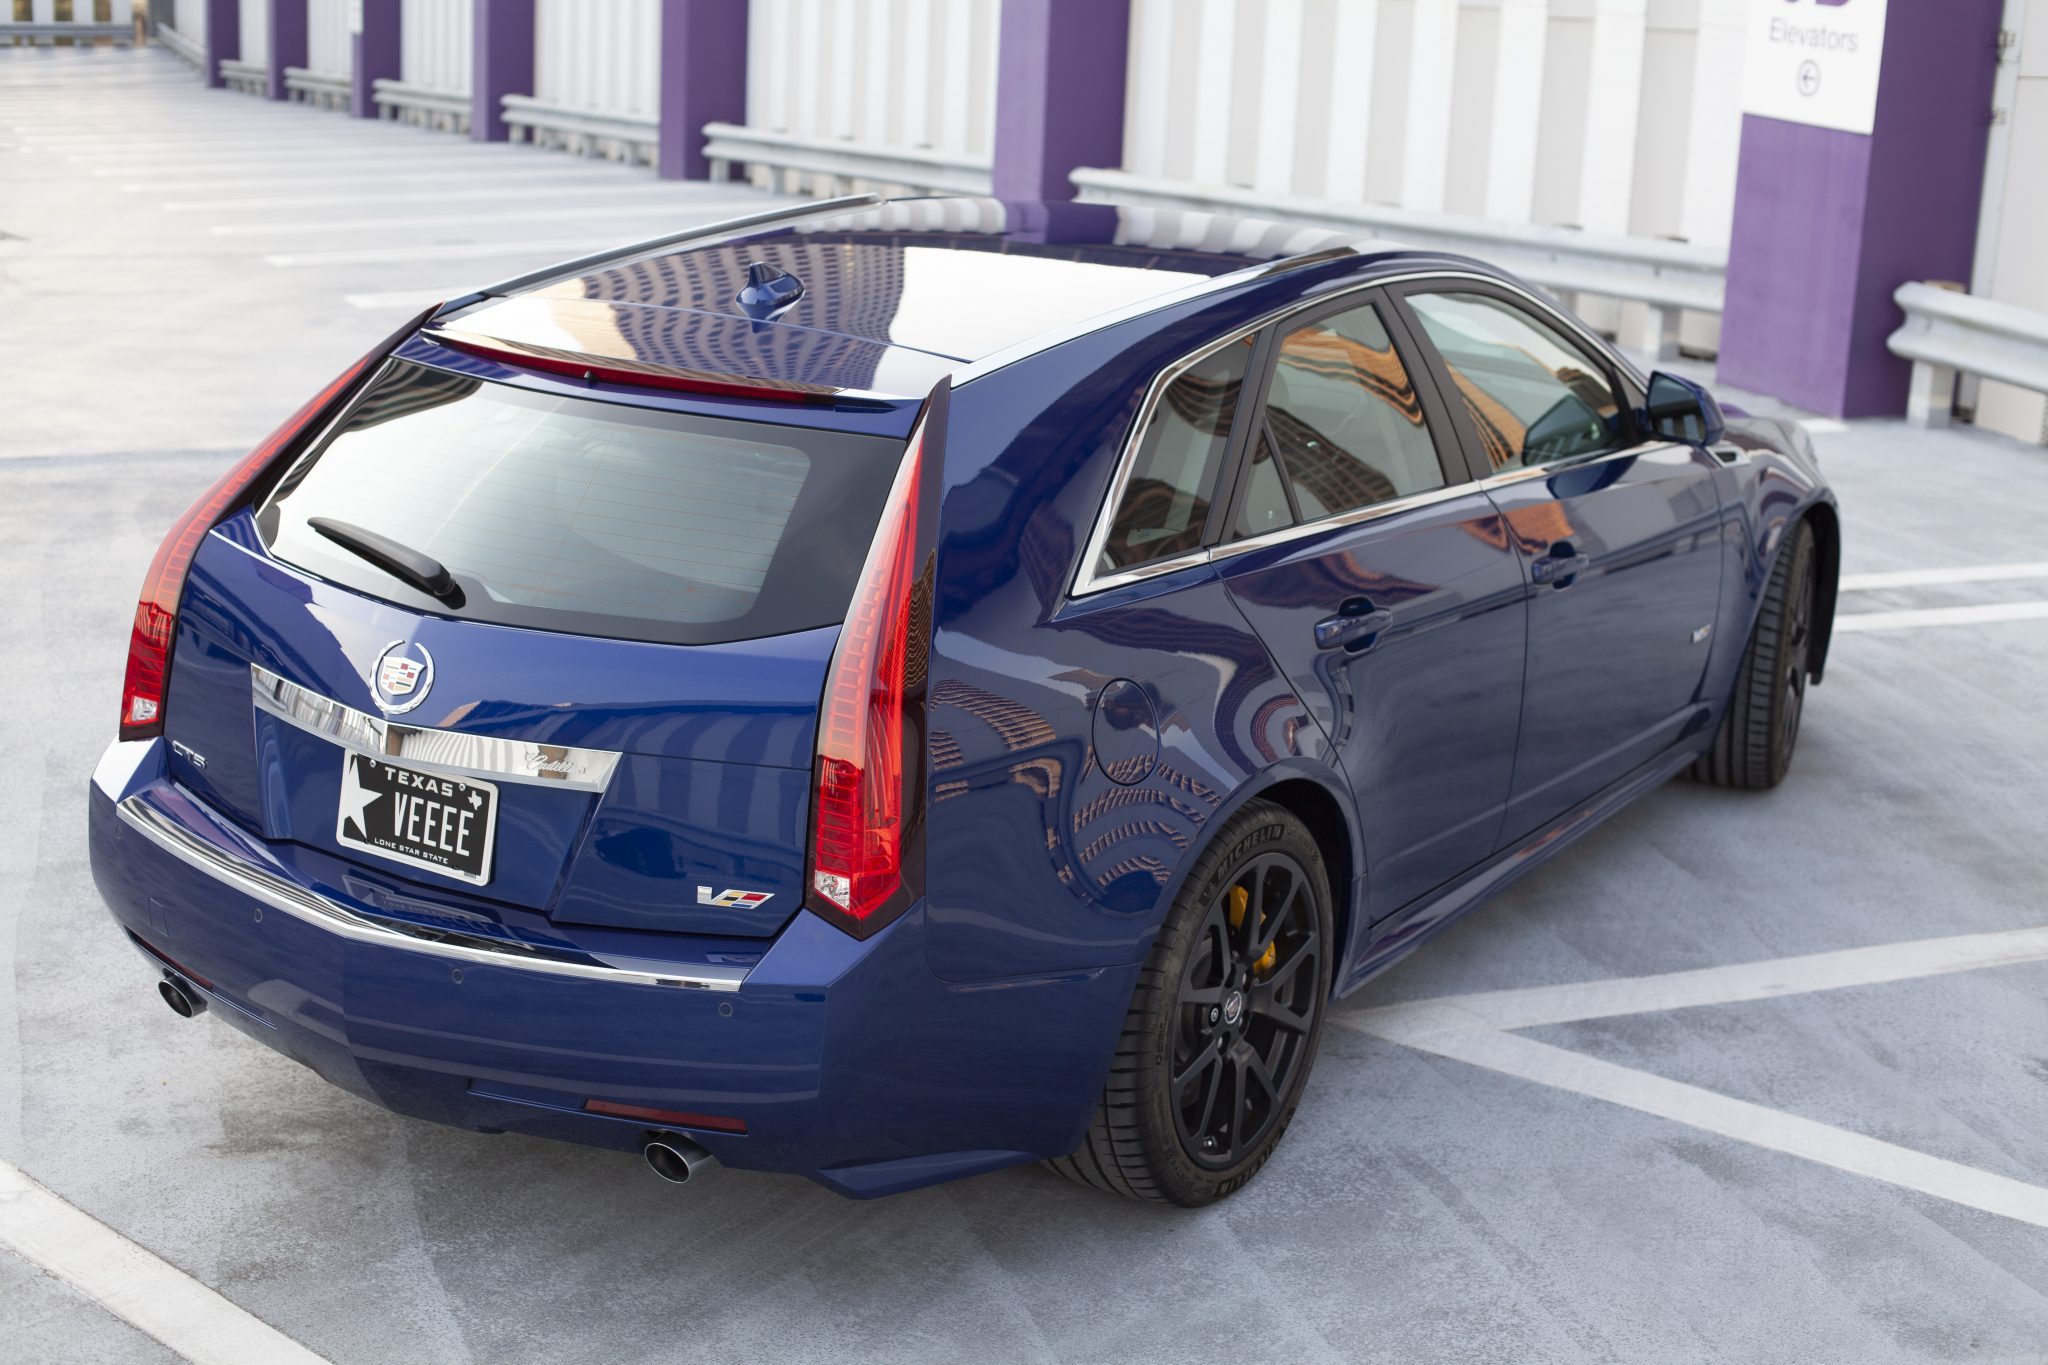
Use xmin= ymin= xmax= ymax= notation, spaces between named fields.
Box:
xmin=696 ymin=886 xmax=775 ymax=910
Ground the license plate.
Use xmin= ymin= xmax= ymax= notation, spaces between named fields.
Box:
xmin=336 ymin=751 xmax=497 ymax=885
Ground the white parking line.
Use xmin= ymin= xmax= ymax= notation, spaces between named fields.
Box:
xmin=266 ymin=238 xmax=628 ymax=267
xmin=1840 ymin=561 xmax=2048 ymax=591
xmin=1362 ymin=1024 xmax=2048 ymax=1230
xmin=344 ymin=288 xmax=476 ymax=309
xmin=1350 ymin=926 xmax=2048 ymax=1035
xmin=212 ymin=198 xmax=771 ymax=237
xmin=162 ymin=181 xmax=682 ymax=213
xmin=1834 ymin=602 xmax=2048 ymax=633
xmin=1344 ymin=926 xmax=2048 ymax=1229
xmin=91 ymin=154 xmax=536 ymax=177
xmin=127 ymin=166 xmax=636 ymax=193
xmin=0 ymin=1159 xmax=331 ymax=1365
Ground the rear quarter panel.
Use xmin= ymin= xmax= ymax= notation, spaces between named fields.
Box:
xmin=920 ymin=285 xmax=1363 ymax=984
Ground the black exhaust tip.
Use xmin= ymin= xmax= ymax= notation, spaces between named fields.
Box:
xmin=644 ymin=1136 xmax=713 ymax=1185
xmin=158 ymin=976 xmax=205 ymax=1018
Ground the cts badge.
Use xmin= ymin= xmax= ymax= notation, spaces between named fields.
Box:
xmin=697 ymin=886 xmax=775 ymax=910
xmin=370 ymin=640 xmax=434 ymax=714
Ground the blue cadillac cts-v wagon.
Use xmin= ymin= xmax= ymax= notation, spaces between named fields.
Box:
xmin=88 ymin=196 xmax=1838 ymax=1204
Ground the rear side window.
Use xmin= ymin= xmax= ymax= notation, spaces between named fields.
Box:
xmin=258 ymin=361 xmax=903 ymax=645
xmin=1098 ymin=335 xmax=1254 ymax=573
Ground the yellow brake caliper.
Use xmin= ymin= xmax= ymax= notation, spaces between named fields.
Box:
xmin=1228 ymin=885 xmax=1277 ymax=976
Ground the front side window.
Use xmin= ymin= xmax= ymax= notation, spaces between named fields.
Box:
xmin=1227 ymin=301 xmax=1447 ymax=543
xmin=1406 ymin=291 xmax=1626 ymax=471
xmin=1099 ymin=336 xmax=1254 ymax=573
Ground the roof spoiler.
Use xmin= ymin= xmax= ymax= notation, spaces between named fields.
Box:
xmin=459 ymin=193 xmax=885 ymax=304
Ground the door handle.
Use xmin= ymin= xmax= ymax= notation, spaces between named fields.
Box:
xmin=1530 ymin=540 xmax=1590 ymax=589
xmin=1315 ymin=598 xmax=1393 ymax=652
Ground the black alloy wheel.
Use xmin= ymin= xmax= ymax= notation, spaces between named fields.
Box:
xmin=1171 ymin=852 xmax=1321 ymax=1168
xmin=1048 ymin=801 xmax=1333 ymax=1205
xmin=1692 ymin=518 xmax=1818 ymax=790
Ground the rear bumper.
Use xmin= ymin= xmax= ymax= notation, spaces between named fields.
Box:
xmin=88 ymin=739 xmax=1136 ymax=1197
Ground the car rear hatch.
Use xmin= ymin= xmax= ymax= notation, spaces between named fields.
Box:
xmin=161 ymin=355 xmax=909 ymax=941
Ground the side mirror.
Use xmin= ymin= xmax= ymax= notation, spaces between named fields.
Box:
xmin=1644 ymin=371 xmax=1726 ymax=446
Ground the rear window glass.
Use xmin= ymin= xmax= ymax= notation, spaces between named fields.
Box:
xmin=257 ymin=360 xmax=903 ymax=645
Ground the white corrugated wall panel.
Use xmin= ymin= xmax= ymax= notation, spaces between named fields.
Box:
xmin=1118 ymin=0 xmax=1747 ymax=243
xmin=534 ymin=0 xmax=661 ymax=119
xmin=237 ymin=0 xmax=269 ymax=67
xmin=171 ymin=0 xmax=206 ymax=46
xmin=742 ymin=0 xmax=998 ymax=156
xmin=306 ymin=0 xmax=352 ymax=76
xmin=401 ymin=0 xmax=473 ymax=94
xmin=1974 ymin=0 xmax=2048 ymax=442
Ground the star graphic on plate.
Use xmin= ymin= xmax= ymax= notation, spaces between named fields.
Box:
xmin=338 ymin=756 xmax=383 ymax=836
xmin=468 ymin=790 xmax=483 ymax=810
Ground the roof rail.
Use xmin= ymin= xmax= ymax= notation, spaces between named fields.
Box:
xmin=473 ymin=192 xmax=885 ymax=300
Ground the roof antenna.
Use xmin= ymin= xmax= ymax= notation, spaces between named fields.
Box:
xmin=736 ymin=261 xmax=804 ymax=323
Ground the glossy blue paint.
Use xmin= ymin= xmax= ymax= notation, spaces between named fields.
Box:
xmin=87 ymin=198 xmax=1838 ymax=1198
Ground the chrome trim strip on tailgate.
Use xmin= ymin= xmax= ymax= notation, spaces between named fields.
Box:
xmin=115 ymin=794 xmax=748 ymax=992
xmin=251 ymin=664 xmax=621 ymax=793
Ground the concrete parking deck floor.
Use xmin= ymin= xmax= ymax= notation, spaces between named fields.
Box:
xmin=6 ymin=45 xmax=2048 ymax=1365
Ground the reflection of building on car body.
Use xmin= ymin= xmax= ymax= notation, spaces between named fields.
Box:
xmin=89 ymin=196 xmax=1839 ymax=1204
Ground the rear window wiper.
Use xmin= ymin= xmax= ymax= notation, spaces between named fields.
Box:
xmin=308 ymin=517 xmax=465 ymax=607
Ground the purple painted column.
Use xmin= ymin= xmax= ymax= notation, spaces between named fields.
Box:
xmin=471 ymin=0 xmax=537 ymax=143
xmin=657 ymin=0 xmax=749 ymax=180
xmin=991 ymin=0 xmax=1129 ymax=202
xmin=1717 ymin=2 xmax=2003 ymax=417
xmin=202 ymin=0 xmax=238 ymax=89
xmin=264 ymin=0 xmax=306 ymax=102
xmin=350 ymin=0 xmax=402 ymax=119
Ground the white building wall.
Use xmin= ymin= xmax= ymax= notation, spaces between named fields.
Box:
xmin=534 ymin=0 xmax=662 ymax=120
xmin=743 ymin=0 xmax=998 ymax=158
xmin=401 ymin=0 xmax=473 ymax=95
xmin=170 ymin=0 xmax=205 ymax=46
xmin=1120 ymin=0 xmax=1746 ymax=245
xmin=237 ymin=0 xmax=268 ymax=67
xmin=1117 ymin=0 xmax=1743 ymax=348
xmin=305 ymin=0 xmax=351 ymax=76
xmin=1974 ymin=0 xmax=2048 ymax=444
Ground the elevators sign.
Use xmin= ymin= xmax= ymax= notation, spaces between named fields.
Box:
xmin=1742 ymin=0 xmax=1892 ymax=136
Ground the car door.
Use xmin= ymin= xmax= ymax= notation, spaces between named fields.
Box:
xmin=1389 ymin=281 xmax=1727 ymax=845
xmin=1212 ymin=290 xmax=1528 ymax=921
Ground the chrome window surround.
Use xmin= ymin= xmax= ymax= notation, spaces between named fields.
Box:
xmin=251 ymin=664 xmax=622 ymax=794
xmin=115 ymin=794 xmax=748 ymax=991
xmin=1068 ymin=269 xmax=1653 ymax=598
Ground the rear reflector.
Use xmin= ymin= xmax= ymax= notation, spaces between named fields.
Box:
xmin=806 ymin=415 xmax=927 ymax=935
xmin=127 ymin=932 xmax=215 ymax=990
xmin=119 ymin=305 xmax=439 ymax=739
xmin=582 ymin=1099 xmax=747 ymax=1134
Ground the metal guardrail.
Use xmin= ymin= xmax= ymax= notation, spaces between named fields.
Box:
xmin=1889 ymin=281 xmax=2048 ymax=430
xmin=702 ymin=122 xmax=993 ymax=198
xmin=219 ymin=57 xmax=266 ymax=95
xmin=372 ymin=78 xmax=469 ymax=134
xmin=155 ymin=22 xmax=202 ymax=64
xmin=283 ymin=66 xmax=349 ymax=111
xmin=504 ymin=94 xmax=657 ymax=166
xmin=1 ymin=14 xmax=131 ymax=45
xmin=1069 ymin=167 xmax=1727 ymax=362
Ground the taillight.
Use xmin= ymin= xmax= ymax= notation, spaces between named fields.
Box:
xmin=806 ymin=408 xmax=936 ymax=937
xmin=119 ymin=306 xmax=438 ymax=739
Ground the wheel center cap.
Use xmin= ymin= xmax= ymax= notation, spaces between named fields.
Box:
xmin=1222 ymin=990 xmax=1245 ymax=1026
